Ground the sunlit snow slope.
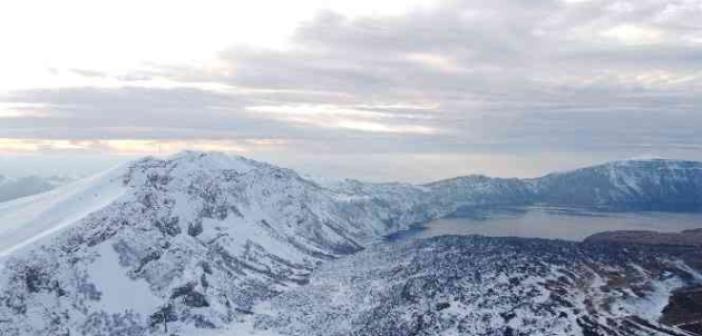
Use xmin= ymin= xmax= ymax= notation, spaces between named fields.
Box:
xmin=0 ymin=166 xmax=126 ymax=258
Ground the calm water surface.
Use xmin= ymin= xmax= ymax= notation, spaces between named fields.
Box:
xmin=387 ymin=207 xmax=702 ymax=242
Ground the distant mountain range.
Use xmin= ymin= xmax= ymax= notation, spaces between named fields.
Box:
xmin=0 ymin=152 xmax=701 ymax=335
xmin=0 ymin=174 xmax=74 ymax=203
xmin=428 ymin=159 xmax=702 ymax=213
xmin=532 ymin=159 xmax=702 ymax=211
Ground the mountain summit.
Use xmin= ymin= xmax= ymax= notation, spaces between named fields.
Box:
xmin=1 ymin=152 xmax=701 ymax=335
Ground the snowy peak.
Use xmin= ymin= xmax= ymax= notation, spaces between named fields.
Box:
xmin=123 ymin=151 xmax=270 ymax=185
xmin=165 ymin=150 xmax=267 ymax=174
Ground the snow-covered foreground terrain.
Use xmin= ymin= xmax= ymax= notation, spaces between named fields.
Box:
xmin=253 ymin=236 xmax=702 ymax=336
xmin=0 ymin=151 xmax=701 ymax=335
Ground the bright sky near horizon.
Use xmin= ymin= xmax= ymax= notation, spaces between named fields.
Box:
xmin=1 ymin=0 xmax=701 ymax=181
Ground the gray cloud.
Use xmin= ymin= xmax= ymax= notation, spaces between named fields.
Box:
xmin=2 ymin=0 xmax=702 ymax=180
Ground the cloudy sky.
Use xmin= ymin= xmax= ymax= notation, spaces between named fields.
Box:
xmin=1 ymin=0 xmax=701 ymax=182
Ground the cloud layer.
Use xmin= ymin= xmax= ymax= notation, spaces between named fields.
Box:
xmin=1 ymin=0 xmax=701 ymax=180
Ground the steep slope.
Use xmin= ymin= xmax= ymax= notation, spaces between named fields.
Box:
xmin=0 ymin=167 xmax=126 ymax=258
xmin=423 ymin=175 xmax=534 ymax=216
xmin=532 ymin=159 xmax=702 ymax=210
xmin=0 ymin=151 xmax=432 ymax=335
xmin=255 ymin=235 xmax=702 ymax=336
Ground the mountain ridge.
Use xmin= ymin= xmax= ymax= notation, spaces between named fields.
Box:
xmin=1 ymin=151 xmax=702 ymax=335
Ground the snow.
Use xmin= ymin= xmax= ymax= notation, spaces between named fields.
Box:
xmin=0 ymin=164 xmax=128 ymax=258
xmin=221 ymin=320 xmax=284 ymax=336
xmin=617 ymin=273 xmax=686 ymax=321
xmin=1 ymin=151 xmax=702 ymax=335
xmin=167 ymin=150 xmax=261 ymax=175
xmin=87 ymin=242 xmax=162 ymax=315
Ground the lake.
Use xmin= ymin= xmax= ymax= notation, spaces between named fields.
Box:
xmin=386 ymin=207 xmax=702 ymax=241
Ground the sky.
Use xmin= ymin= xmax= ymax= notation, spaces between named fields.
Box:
xmin=1 ymin=0 xmax=701 ymax=182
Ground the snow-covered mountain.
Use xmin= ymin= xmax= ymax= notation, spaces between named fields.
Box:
xmin=0 ymin=152 xmax=434 ymax=335
xmin=532 ymin=159 xmax=702 ymax=210
xmin=0 ymin=174 xmax=73 ymax=203
xmin=0 ymin=152 xmax=701 ymax=335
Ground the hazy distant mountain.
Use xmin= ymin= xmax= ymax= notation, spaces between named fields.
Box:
xmin=0 ymin=152 xmax=701 ymax=335
xmin=531 ymin=160 xmax=702 ymax=211
xmin=421 ymin=159 xmax=702 ymax=215
xmin=0 ymin=174 xmax=74 ymax=203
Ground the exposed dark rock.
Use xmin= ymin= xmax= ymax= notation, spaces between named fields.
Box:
xmin=187 ymin=220 xmax=203 ymax=237
xmin=661 ymin=285 xmax=702 ymax=334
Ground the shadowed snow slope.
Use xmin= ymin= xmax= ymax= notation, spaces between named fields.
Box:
xmin=532 ymin=159 xmax=702 ymax=210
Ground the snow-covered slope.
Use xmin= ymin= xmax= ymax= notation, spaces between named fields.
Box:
xmin=0 ymin=167 xmax=126 ymax=258
xmin=0 ymin=151 xmax=433 ymax=335
xmin=1 ymin=153 xmax=701 ymax=335
xmin=424 ymin=159 xmax=702 ymax=213
xmin=532 ymin=159 xmax=702 ymax=210
xmin=255 ymin=235 xmax=702 ymax=336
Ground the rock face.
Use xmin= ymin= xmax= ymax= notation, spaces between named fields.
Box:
xmin=1 ymin=152 xmax=702 ymax=335
xmin=256 ymin=236 xmax=701 ymax=336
